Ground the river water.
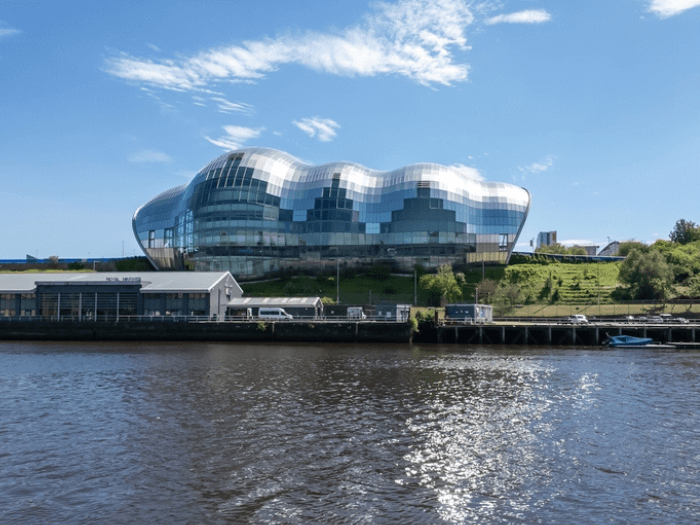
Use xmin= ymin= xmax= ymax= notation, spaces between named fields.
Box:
xmin=1 ymin=341 xmax=699 ymax=524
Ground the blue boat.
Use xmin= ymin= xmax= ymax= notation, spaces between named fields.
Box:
xmin=603 ymin=334 xmax=654 ymax=348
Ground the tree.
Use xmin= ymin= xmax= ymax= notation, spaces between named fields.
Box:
xmin=535 ymin=243 xmax=567 ymax=255
xmin=565 ymin=246 xmax=588 ymax=256
xmin=687 ymin=275 xmax=700 ymax=299
xmin=670 ymin=219 xmax=700 ymax=245
xmin=476 ymin=278 xmax=497 ymax=303
xmin=492 ymin=282 xmax=523 ymax=315
xmin=419 ymin=265 xmax=463 ymax=306
xmin=617 ymin=249 xmax=674 ymax=300
xmin=618 ymin=241 xmax=649 ymax=256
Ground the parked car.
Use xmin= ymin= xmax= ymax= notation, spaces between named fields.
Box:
xmin=258 ymin=307 xmax=293 ymax=320
xmin=568 ymin=314 xmax=588 ymax=324
xmin=647 ymin=316 xmax=664 ymax=323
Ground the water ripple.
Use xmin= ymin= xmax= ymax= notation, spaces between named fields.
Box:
xmin=1 ymin=342 xmax=699 ymax=523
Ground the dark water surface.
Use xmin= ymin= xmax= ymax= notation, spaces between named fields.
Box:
xmin=1 ymin=342 xmax=699 ymax=524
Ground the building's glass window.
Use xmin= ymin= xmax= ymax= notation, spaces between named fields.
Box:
xmin=188 ymin=293 xmax=207 ymax=316
xmin=164 ymin=228 xmax=173 ymax=247
xmin=499 ymin=234 xmax=509 ymax=251
xmin=148 ymin=230 xmax=156 ymax=248
xmin=165 ymin=293 xmax=184 ymax=316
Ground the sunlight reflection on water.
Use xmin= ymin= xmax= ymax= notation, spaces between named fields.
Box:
xmin=1 ymin=342 xmax=699 ymax=524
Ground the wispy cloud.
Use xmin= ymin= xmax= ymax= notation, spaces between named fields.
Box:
xmin=104 ymin=0 xmax=476 ymax=90
xmin=0 ymin=21 xmax=21 ymax=38
xmin=560 ymin=239 xmax=596 ymax=247
xmin=205 ymin=125 xmax=263 ymax=150
xmin=450 ymin=163 xmax=484 ymax=181
xmin=520 ymin=156 xmax=554 ymax=173
xmin=648 ymin=0 xmax=700 ymax=18
xmin=129 ymin=149 xmax=173 ymax=164
xmin=293 ymin=117 xmax=340 ymax=142
xmin=485 ymin=9 xmax=551 ymax=25
xmin=128 ymin=149 xmax=172 ymax=163
xmin=211 ymin=97 xmax=254 ymax=114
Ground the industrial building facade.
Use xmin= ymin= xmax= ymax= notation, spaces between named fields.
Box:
xmin=133 ymin=148 xmax=530 ymax=279
xmin=0 ymin=272 xmax=242 ymax=320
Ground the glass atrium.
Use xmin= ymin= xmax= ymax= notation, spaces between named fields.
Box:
xmin=133 ymin=148 xmax=530 ymax=279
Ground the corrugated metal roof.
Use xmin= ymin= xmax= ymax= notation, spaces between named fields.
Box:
xmin=227 ymin=297 xmax=322 ymax=308
xmin=0 ymin=272 xmax=241 ymax=294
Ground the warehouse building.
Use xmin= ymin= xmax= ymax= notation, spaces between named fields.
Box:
xmin=0 ymin=272 xmax=242 ymax=321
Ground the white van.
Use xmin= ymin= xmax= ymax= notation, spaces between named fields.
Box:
xmin=347 ymin=307 xmax=366 ymax=320
xmin=258 ymin=307 xmax=293 ymax=320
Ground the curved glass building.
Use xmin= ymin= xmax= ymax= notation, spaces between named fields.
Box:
xmin=133 ymin=148 xmax=530 ymax=279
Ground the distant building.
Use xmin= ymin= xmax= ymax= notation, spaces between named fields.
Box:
xmin=598 ymin=241 xmax=621 ymax=257
xmin=572 ymin=244 xmax=599 ymax=256
xmin=537 ymin=231 xmax=557 ymax=248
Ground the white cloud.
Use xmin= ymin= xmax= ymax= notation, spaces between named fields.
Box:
xmin=128 ymin=149 xmax=172 ymax=163
xmin=486 ymin=9 xmax=551 ymax=25
xmin=205 ymin=125 xmax=263 ymax=150
xmin=560 ymin=239 xmax=596 ymax=247
xmin=0 ymin=21 xmax=21 ymax=38
xmin=450 ymin=163 xmax=484 ymax=180
xmin=211 ymin=97 xmax=253 ymax=114
xmin=520 ymin=156 xmax=554 ymax=173
xmin=105 ymin=0 xmax=476 ymax=90
xmin=293 ymin=117 xmax=340 ymax=142
xmin=648 ymin=0 xmax=700 ymax=17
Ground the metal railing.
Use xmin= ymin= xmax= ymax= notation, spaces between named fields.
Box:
xmin=0 ymin=314 xmax=408 ymax=324
xmin=440 ymin=316 xmax=698 ymax=326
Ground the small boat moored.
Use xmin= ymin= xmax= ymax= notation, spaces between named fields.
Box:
xmin=603 ymin=334 xmax=674 ymax=349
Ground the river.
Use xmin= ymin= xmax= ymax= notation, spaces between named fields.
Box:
xmin=1 ymin=342 xmax=698 ymax=524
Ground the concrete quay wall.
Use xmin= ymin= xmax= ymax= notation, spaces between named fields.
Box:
xmin=0 ymin=320 xmax=412 ymax=344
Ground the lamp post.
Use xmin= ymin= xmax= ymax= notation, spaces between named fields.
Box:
xmin=336 ymin=258 xmax=340 ymax=304
xmin=414 ymin=268 xmax=418 ymax=306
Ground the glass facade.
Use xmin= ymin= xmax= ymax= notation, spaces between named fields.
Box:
xmin=133 ymin=148 xmax=531 ymax=279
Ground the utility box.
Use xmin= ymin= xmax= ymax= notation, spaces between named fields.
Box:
xmin=445 ymin=304 xmax=493 ymax=323
xmin=375 ymin=303 xmax=411 ymax=322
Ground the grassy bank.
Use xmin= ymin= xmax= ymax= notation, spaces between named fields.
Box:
xmin=242 ymin=261 xmax=622 ymax=304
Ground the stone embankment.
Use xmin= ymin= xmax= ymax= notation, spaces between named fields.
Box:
xmin=3 ymin=320 xmax=700 ymax=347
xmin=0 ymin=320 xmax=412 ymax=343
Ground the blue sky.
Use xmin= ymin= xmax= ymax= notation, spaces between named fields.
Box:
xmin=1 ymin=0 xmax=699 ymax=259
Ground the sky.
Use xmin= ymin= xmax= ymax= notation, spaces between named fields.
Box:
xmin=1 ymin=0 xmax=699 ymax=259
